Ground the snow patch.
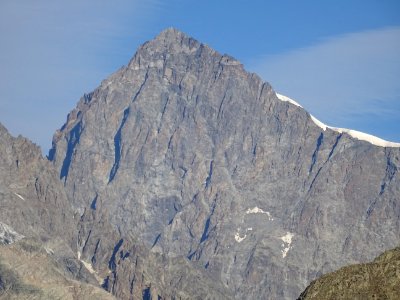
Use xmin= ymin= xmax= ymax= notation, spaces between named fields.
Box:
xmin=44 ymin=247 xmax=54 ymax=255
xmin=14 ymin=193 xmax=25 ymax=201
xmin=81 ymin=260 xmax=96 ymax=274
xmin=276 ymin=93 xmax=302 ymax=107
xmin=330 ymin=127 xmax=400 ymax=148
xmin=235 ymin=230 xmax=246 ymax=243
xmin=0 ymin=222 xmax=24 ymax=245
xmin=276 ymin=93 xmax=400 ymax=148
xmin=310 ymin=115 xmax=327 ymax=131
xmin=234 ymin=227 xmax=254 ymax=243
xmin=246 ymin=207 xmax=273 ymax=220
xmin=77 ymin=251 xmax=103 ymax=284
xmin=280 ymin=232 xmax=294 ymax=258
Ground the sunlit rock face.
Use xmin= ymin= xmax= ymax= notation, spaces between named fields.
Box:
xmin=0 ymin=122 xmax=75 ymax=245
xmin=50 ymin=28 xmax=400 ymax=299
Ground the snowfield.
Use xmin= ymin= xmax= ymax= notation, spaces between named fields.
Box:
xmin=276 ymin=93 xmax=400 ymax=148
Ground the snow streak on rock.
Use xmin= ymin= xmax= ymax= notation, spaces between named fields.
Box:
xmin=234 ymin=230 xmax=247 ymax=243
xmin=280 ymin=232 xmax=294 ymax=258
xmin=13 ymin=192 xmax=25 ymax=201
xmin=246 ymin=207 xmax=273 ymax=220
xmin=276 ymin=93 xmax=400 ymax=148
xmin=77 ymin=251 xmax=103 ymax=284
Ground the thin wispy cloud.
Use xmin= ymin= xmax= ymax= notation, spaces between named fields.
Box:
xmin=0 ymin=0 xmax=164 ymax=151
xmin=248 ymin=27 xmax=400 ymax=142
xmin=1 ymin=1 xmax=399 ymax=149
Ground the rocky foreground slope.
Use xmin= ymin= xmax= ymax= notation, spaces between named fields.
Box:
xmin=0 ymin=238 xmax=116 ymax=300
xmin=298 ymin=247 xmax=400 ymax=300
xmin=46 ymin=28 xmax=400 ymax=299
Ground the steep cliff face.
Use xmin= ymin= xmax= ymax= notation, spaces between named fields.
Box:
xmin=76 ymin=195 xmax=232 ymax=299
xmin=298 ymin=247 xmax=400 ymax=300
xmin=0 ymin=122 xmax=229 ymax=299
xmin=49 ymin=28 xmax=400 ymax=299
xmin=0 ymin=123 xmax=116 ymax=299
xmin=0 ymin=123 xmax=75 ymax=246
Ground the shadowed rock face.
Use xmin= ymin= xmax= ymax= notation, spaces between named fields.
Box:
xmin=298 ymin=247 xmax=400 ymax=300
xmin=48 ymin=28 xmax=400 ymax=299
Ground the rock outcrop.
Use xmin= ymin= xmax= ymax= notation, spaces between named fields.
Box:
xmin=0 ymin=123 xmax=75 ymax=245
xmin=48 ymin=28 xmax=400 ymax=299
xmin=0 ymin=238 xmax=116 ymax=300
xmin=298 ymin=246 xmax=400 ymax=300
xmin=0 ymin=120 xmax=230 ymax=299
xmin=0 ymin=123 xmax=113 ymax=298
xmin=76 ymin=195 xmax=232 ymax=299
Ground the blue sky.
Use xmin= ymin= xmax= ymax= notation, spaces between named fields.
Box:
xmin=1 ymin=0 xmax=399 ymax=152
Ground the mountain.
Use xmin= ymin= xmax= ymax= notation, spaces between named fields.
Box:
xmin=298 ymin=247 xmax=400 ymax=299
xmin=0 ymin=123 xmax=116 ymax=299
xmin=47 ymin=28 xmax=400 ymax=299
xmin=0 ymin=121 xmax=230 ymax=299
xmin=0 ymin=123 xmax=74 ymax=244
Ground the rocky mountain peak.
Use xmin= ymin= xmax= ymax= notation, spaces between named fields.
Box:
xmin=150 ymin=27 xmax=202 ymax=53
xmin=125 ymin=28 xmax=242 ymax=76
xmin=154 ymin=27 xmax=191 ymax=43
xmin=32 ymin=28 xmax=400 ymax=299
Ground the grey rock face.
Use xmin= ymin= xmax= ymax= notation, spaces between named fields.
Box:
xmin=0 ymin=223 xmax=24 ymax=245
xmin=0 ymin=238 xmax=117 ymax=300
xmin=0 ymin=121 xmax=227 ymax=299
xmin=76 ymin=185 xmax=233 ymax=299
xmin=0 ymin=123 xmax=111 ymax=296
xmin=50 ymin=28 xmax=400 ymax=299
xmin=0 ymin=123 xmax=75 ymax=245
